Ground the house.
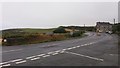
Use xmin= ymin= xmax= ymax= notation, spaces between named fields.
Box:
xmin=96 ymin=22 xmax=112 ymax=32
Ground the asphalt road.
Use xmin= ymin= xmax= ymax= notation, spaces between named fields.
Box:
xmin=1 ymin=32 xmax=118 ymax=67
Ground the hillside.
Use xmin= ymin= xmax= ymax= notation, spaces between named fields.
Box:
xmin=2 ymin=28 xmax=55 ymax=38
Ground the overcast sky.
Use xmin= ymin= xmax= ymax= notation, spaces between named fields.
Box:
xmin=1 ymin=2 xmax=118 ymax=30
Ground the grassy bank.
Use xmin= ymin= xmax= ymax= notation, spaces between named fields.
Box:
xmin=2 ymin=28 xmax=85 ymax=46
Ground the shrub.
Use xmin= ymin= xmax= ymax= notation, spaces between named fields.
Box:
xmin=53 ymin=26 xmax=66 ymax=33
xmin=72 ymin=31 xmax=85 ymax=37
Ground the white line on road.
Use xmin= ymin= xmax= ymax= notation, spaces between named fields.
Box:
xmin=47 ymin=52 xmax=55 ymax=54
xmin=26 ymin=56 xmax=36 ymax=59
xmin=60 ymin=51 xmax=65 ymax=53
xmin=76 ymin=46 xmax=80 ymax=48
xmin=37 ymin=54 xmax=46 ymax=56
xmin=62 ymin=49 xmax=67 ymax=51
xmin=2 ymin=64 xmax=11 ymax=67
xmin=67 ymin=48 xmax=73 ymax=50
xmin=0 ymin=61 xmax=11 ymax=65
xmin=52 ymin=53 xmax=59 ymax=55
xmin=2 ymin=49 xmax=23 ymax=53
xmin=42 ymin=55 xmax=50 ymax=57
xmin=65 ymin=51 xmax=104 ymax=62
xmin=31 ymin=57 xmax=40 ymax=61
xmin=11 ymin=59 xmax=23 ymax=62
xmin=16 ymin=60 xmax=27 ymax=64
xmin=55 ymin=50 xmax=61 ymax=53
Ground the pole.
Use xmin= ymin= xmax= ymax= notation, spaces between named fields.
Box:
xmin=84 ymin=24 xmax=85 ymax=31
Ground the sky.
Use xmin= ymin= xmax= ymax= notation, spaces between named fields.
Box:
xmin=1 ymin=1 xmax=118 ymax=30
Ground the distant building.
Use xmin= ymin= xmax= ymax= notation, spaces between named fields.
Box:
xmin=96 ymin=22 xmax=112 ymax=32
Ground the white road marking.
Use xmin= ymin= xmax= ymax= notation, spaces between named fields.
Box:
xmin=47 ymin=52 xmax=55 ymax=54
xmin=42 ymin=55 xmax=50 ymax=57
xmin=55 ymin=50 xmax=61 ymax=53
xmin=71 ymin=47 xmax=76 ymax=49
xmin=11 ymin=59 xmax=23 ymax=62
xmin=37 ymin=54 xmax=46 ymax=56
xmin=26 ymin=56 xmax=36 ymax=59
xmin=3 ymin=49 xmax=23 ymax=53
xmin=16 ymin=60 xmax=26 ymax=64
xmin=60 ymin=51 xmax=65 ymax=53
xmin=0 ymin=61 xmax=11 ymax=65
xmin=84 ymin=44 xmax=88 ymax=46
xmin=2 ymin=64 xmax=11 ymax=67
xmin=65 ymin=51 xmax=104 ymax=62
xmin=62 ymin=49 xmax=67 ymax=51
xmin=0 ymin=41 xmax=97 ymax=66
xmin=0 ymin=65 xmax=2 ymax=68
xmin=67 ymin=48 xmax=73 ymax=50
xmin=31 ymin=57 xmax=40 ymax=61
xmin=52 ymin=53 xmax=59 ymax=55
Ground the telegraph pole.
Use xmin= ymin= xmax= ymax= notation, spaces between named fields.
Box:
xmin=84 ymin=24 xmax=85 ymax=31
xmin=114 ymin=18 xmax=115 ymax=24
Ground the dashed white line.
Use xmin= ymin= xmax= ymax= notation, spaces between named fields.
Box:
xmin=26 ymin=56 xmax=36 ymax=59
xmin=16 ymin=60 xmax=26 ymax=64
xmin=52 ymin=53 xmax=59 ymax=55
xmin=67 ymin=48 xmax=73 ymax=50
xmin=37 ymin=54 xmax=46 ymax=56
xmin=0 ymin=61 xmax=11 ymax=65
xmin=2 ymin=64 xmax=11 ymax=67
xmin=55 ymin=50 xmax=61 ymax=53
xmin=31 ymin=57 xmax=40 ymax=61
xmin=1 ymin=42 xmax=97 ymax=66
xmin=11 ymin=59 xmax=23 ymax=62
xmin=47 ymin=52 xmax=55 ymax=54
xmin=62 ymin=49 xmax=67 ymax=51
xmin=76 ymin=46 xmax=80 ymax=48
xmin=60 ymin=51 xmax=65 ymax=53
xmin=42 ymin=55 xmax=50 ymax=57
xmin=65 ymin=51 xmax=104 ymax=62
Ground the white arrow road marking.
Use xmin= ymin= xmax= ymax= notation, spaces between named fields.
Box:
xmin=65 ymin=51 xmax=104 ymax=62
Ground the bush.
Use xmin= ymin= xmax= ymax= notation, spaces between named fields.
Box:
xmin=72 ymin=31 xmax=85 ymax=37
xmin=53 ymin=26 xmax=66 ymax=33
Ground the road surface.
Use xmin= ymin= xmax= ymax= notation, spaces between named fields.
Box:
xmin=1 ymin=32 xmax=118 ymax=67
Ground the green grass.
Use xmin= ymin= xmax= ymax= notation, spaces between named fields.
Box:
xmin=21 ymin=28 xmax=55 ymax=33
xmin=2 ymin=28 xmax=55 ymax=38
